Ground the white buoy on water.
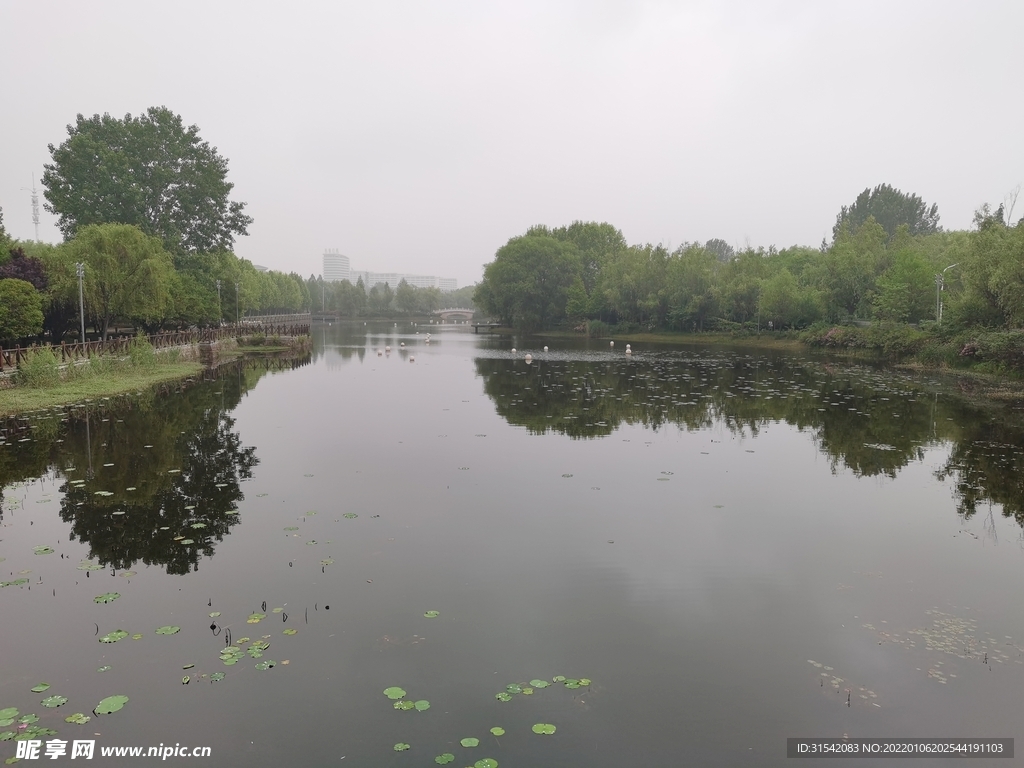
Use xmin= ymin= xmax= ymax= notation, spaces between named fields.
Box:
xmin=410 ymin=356 xmax=415 ymax=362
xmin=511 ymin=348 xmax=516 ymax=354
xmin=385 ymin=345 xmax=391 ymax=352
xmin=524 ymin=353 xmax=532 ymax=363
xmin=400 ymin=342 xmax=405 ymax=348
xmin=543 ymin=346 xmax=548 ymax=352
xmin=610 ymin=341 xmax=614 ymax=347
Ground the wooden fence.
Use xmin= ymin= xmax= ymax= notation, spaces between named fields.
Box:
xmin=0 ymin=323 xmax=310 ymax=373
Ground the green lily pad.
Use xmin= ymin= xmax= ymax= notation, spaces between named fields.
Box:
xmin=393 ymin=742 xmax=411 ymax=751
xmin=343 ymin=513 xmax=358 ymax=519
xmin=0 ymin=732 xmax=14 ymax=742
xmin=284 ymin=526 xmax=299 ymax=531
xmin=94 ymin=592 xmax=120 ymax=604
xmin=489 ymin=727 xmax=504 ymax=736
xmin=272 ymin=607 xmax=284 ymax=613
xmin=283 ymin=628 xmax=297 ymax=635
xmin=132 ymin=633 xmax=143 ymax=640
xmin=0 ymin=721 xmax=12 ymax=730
xmin=182 ymin=676 xmax=190 ymax=685
xmin=531 ymin=723 xmax=556 ymax=735
xmin=94 ymin=695 xmax=128 ymax=715
xmin=521 ymin=687 xmax=534 ymax=695
xmin=96 ymin=666 xmax=111 ymax=673
xmin=18 ymin=715 xmax=38 ymax=725
xmin=552 ymin=676 xmax=565 ymax=683
xmin=0 ymin=710 xmax=17 ymax=722
xmin=424 ymin=610 xmax=440 ymax=618
xmin=383 ymin=687 xmax=407 ymax=700
xmin=155 ymin=626 xmax=180 ymax=635
xmin=32 ymin=546 xmax=54 ymax=555
xmin=393 ymin=700 xmax=415 ymax=710
xmin=210 ymin=673 xmax=225 ymax=682
xmin=209 ymin=612 xmax=221 ymax=618
xmin=505 ymin=684 xmax=521 ymax=694
xmin=254 ymin=660 xmax=276 ymax=671
xmin=579 ymin=678 xmax=591 ymax=685
xmin=77 ymin=562 xmax=103 ymax=571
xmin=529 ymin=679 xmax=550 ymax=688
xmin=414 ymin=700 xmax=430 ymax=711
xmin=1 ymin=579 xmax=29 ymax=588
xmin=64 ymin=713 xmax=90 ymax=725
xmin=247 ymin=613 xmax=265 ymax=623
xmin=41 ymin=696 xmax=68 ymax=708
xmin=475 ymin=760 xmax=498 ymax=768
xmin=99 ymin=630 xmax=129 ymax=643
xmin=460 ymin=738 xmax=479 ymax=748
xmin=495 ymin=692 xmax=512 ymax=702
xmin=29 ymin=684 xmax=49 ymax=693
xmin=434 ymin=754 xmax=454 ymax=765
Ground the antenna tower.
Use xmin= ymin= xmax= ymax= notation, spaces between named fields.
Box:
xmin=21 ymin=176 xmax=40 ymax=241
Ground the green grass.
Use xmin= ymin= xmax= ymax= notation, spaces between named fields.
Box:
xmin=0 ymin=361 xmax=203 ymax=416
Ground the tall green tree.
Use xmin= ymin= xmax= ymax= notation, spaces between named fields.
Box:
xmin=833 ymin=183 xmax=940 ymax=241
xmin=0 ymin=279 xmax=44 ymax=343
xmin=43 ymin=106 xmax=252 ymax=254
xmin=65 ymin=224 xmax=174 ymax=340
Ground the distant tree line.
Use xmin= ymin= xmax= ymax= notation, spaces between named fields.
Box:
xmin=304 ymin=277 xmax=475 ymax=318
xmin=473 ymin=184 xmax=1024 ymax=335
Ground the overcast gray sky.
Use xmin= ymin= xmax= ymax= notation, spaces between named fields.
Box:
xmin=2 ymin=0 xmax=1022 ymax=286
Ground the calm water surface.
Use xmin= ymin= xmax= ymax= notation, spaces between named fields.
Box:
xmin=2 ymin=324 xmax=1024 ymax=767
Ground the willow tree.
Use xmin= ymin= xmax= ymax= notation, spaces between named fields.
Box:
xmin=66 ymin=224 xmax=174 ymax=340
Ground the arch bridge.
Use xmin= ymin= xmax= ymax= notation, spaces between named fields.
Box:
xmin=434 ymin=308 xmax=476 ymax=321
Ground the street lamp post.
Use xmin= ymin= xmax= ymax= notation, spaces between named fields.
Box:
xmin=75 ymin=262 xmax=86 ymax=344
xmin=235 ymin=282 xmax=240 ymax=325
xmin=216 ymin=280 xmax=222 ymax=324
xmin=935 ymin=263 xmax=960 ymax=324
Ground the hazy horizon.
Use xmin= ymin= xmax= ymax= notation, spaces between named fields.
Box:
xmin=2 ymin=0 xmax=1022 ymax=286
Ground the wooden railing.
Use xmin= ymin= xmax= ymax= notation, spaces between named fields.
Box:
xmin=0 ymin=323 xmax=310 ymax=372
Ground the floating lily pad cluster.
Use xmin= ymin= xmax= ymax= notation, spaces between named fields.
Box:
xmin=0 ymin=578 xmax=29 ymax=588
xmin=384 ymin=686 xmax=430 ymax=712
xmin=94 ymin=592 xmax=120 ymax=604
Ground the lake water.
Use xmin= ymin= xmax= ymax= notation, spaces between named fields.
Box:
xmin=2 ymin=324 xmax=1023 ymax=767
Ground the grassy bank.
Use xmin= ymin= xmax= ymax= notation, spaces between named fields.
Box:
xmin=0 ymin=361 xmax=203 ymax=416
xmin=0 ymin=337 xmax=205 ymax=417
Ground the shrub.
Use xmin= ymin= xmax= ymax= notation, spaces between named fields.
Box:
xmin=17 ymin=347 xmax=61 ymax=387
xmin=127 ymin=334 xmax=157 ymax=368
xmin=585 ymin=320 xmax=610 ymax=338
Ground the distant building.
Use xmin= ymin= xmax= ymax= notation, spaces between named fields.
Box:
xmin=323 ymin=249 xmax=456 ymax=292
xmin=323 ymin=249 xmax=351 ymax=282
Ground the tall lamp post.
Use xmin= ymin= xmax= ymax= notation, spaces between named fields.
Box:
xmin=216 ymin=280 xmax=222 ymax=325
xmin=935 ymin=263 xmax=960 ymax=324
xmin=75 ymin=262 xmax=86 ymax=343
xmin=235 ymin=282 xmax=240 ymax=325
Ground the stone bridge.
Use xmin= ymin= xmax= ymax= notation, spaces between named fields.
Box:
xmin=433 ymin=308 xmax=476 ymax=321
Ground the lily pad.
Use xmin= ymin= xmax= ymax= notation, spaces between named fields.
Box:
xmin=579 ymin=678 xmax=591 ymax=685
xmin=434 ymin=754 xmax=454 ymax=765
xmin=64 ymin=713 xmax=90 ymax=725
xmin=32 ymin=546 xmax=54 ymax=555
xmin=414 ymin=700 xmax=430 ymax=711
xmin=489 ymin=727 xmax=505 ymax=736
xmin=393 ymin=700 xmax=415 ymax=711
xmin=29 ymin=684 xmax=50 ymax=693
xmin=254 ymin=660 xmax=276 ymax=671
xmin=94 ymin=592 xmax=120 ymax=604
xmin=210 ymin=673 xmax=225 ymax=682
xmin=384 ymin=687 xmax=407 ymax=700
xmin=131 ymin=633 xmax=143 ymax=640
xmin=99 ymin=630 xmax=129 ymax=643
xmin=247 ymin=613 xmax=266 ymax=623
xmin=18 ymin=715 xmax=38 ymax=725
xmin=283 ymin=527 xmax=298 ymax=531
xmin=521 ymin=687 xmax=534 ymax=695
xmin=424 ymin=610 xmax=440 ymax=618
xmin=460 ymin=738 xmax=479 ymax=748
xmin=96 ymin=666 xmax=111 ymax=673
xmin=283 ymin=628 xmax=297 ymax=635
xmin=505 ymin=684 xmax=521 ymax=694
xmin=155 ymin=626 xmax=180 ymax=635
xmin=552 ymin=676 xmax=565 ymax=682
xmin=531 ymin=723 xmax=556 ymax=735
xmin=495 ymin=692 xmax=512 ymax=702
xmin=529 ymin=679 xmax=550 ymax=688
xmin=0 ymin=579 xmax=29 ymax=588
xmin=0 ymin=710 xmax=15 ymax=723
xmin=77 ymin=562 xmax=103 ymax=571
xmin=94 ymin=695 xmax=129 ymax=715
xmin=41 ymin=696 xmax=68 ymax=709
xmin=475 ymin=760 xmax=498 ymax=768
xmin=393 ymin=743 xmax=410 ymax=752
xmin=209 ymin=612 xmax=221 ymax=618
xmin=343 ymin=513 xmax=358 ymax=519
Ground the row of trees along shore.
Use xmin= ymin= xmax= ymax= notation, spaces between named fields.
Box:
xmin=473 ymin=184 xmax=1024 ymax=370
xmin=0 ymin=106 xmax=466 ymax=347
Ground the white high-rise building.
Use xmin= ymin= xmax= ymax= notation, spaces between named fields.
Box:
xmin=323 ymin=250 xmax=351 ymax=282
xmin=322 ymin=249 xmax=457 ymax=292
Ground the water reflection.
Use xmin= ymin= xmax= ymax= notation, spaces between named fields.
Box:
xmin=0 ymin=355 xmax=310 ymax=572
xmin=474 ymin=351 xmax=1024 ymax=527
